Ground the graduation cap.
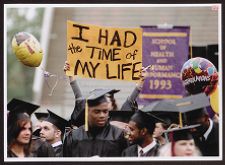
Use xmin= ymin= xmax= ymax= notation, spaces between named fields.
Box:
xmin=167 ymin=93 xmax=210 ymax=126
xmin=7 ymin=98 xmax=40 ymax=116
xmin=44 ymin=110 xmax=69 ymax=133
xmin=142 ymin=93 xmax=210 ymax=127
xmin=142 ymin=100 xmax=180 ymax=125
xmin=109 ymin=111 xmax=135 ymax=123
xmin=129 ymin=110 xmax=166 ymax=134
xmin=34 ymin=112 xmax=49 ymax=121
xmin=87 ymin=88 xmax=119 ymax=107
xmin=90 ymin=88 xmax=120 ymax=97
xmin=71 ymin=88 xmax=120 ymax=125
xmin=163 ymin=124 xmax=201 ymax=142
xmin=32 ymin=128 xmax=41 ymax=137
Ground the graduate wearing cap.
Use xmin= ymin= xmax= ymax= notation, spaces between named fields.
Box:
xmin=64 ymin=62 xmax=147 ymax=127
xmin=30 ymin=124 xmax=56 ymax=157
xmin=7 ymin=98 xmax=39 ymax=157
xmin=164 ymin=93 xmax=219 ymax=156
xmin=158 ymin=125 xmax=202 ymax=157
xmin=69 ymin=88 xmax=120 ymax=128
xmin=30 ymin=128 xmax=56 ymax=157
xmin=122 ymin=110 xmax=164 ymax=157
xmin=141 ymin=100 xmax=180 ymax=147
xmin=63 ymin=89 xmax=128 ymax=157
xmin=33 ymin=112 xmax=49 ymax=134
xmin=40 ymin=110 xmax=68 ymax=157
xmin=183 ymin=94 xmax=219 ymax=156
xmin=144 ymin=93 xmax=219 ymax=156
xmin=153 ymin=121 xmax=170 ymax=146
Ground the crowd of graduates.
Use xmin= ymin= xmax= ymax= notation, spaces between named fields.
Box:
xmin=6 ymin=62 xmax=219 ymax=158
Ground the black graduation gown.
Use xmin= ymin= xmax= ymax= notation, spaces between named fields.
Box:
xmin=53 ymin=144 xmax=63 ymax=157
xmin=121 ymin=143 xmax=159 ymax=157
xmin=194 ymin=121 xmax=219 ymax=156
xmin=63 ymin=123 xmax=128 ymax=157
xmin=7 ymin=149 xmax=19 ymax=157
xmin=7 ymin=148 xmax=30 ymax=157
xmin=30 ymin=137 xmax=56 ymax=157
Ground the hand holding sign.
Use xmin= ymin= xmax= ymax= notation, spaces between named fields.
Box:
xmin=136 ymin=65 xmax=152 ymax=90
xmin=64 ymin=61 xmax=76 ymax=82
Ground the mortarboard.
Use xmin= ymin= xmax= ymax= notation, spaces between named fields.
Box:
xmin=87 ymin=88 xmax=119 ymax=107
xmin=90 ymin=88 xmax=120 ymax=97
xmin=109 ymin=111 xmax=135 ymax=123
xmin=34 ymin=112 xmax=49 ymax=121
xmin=7 ymin=98 xmax=40 ymax=116
xmin=166 ymin=93 xmax=210 ymax=126
xmin=141 ymin=100 xmax=180 ymax=125
xmin=44 ymin=109 xmax=69 ymax=133
xmin=163 ymin=124 xmax=201 ymax=142
xmin=142 ymin=93 xmax=210 ymax=127
xmin=32 ymin=128 xmax=41 ymax=137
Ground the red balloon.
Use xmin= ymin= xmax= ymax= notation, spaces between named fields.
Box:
xmin=181 ymin=57 xmax=218 ymax=95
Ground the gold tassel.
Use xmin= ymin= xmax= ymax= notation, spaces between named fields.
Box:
xmin=85 ymin=100 xmax=88 ymax=131
xmin=179 ymin=112 xmax=183 ymax=128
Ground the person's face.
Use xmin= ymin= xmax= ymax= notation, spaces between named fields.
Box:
xmin=187 ymin=114 xmax=209 ymax=137
xmin=127 ymin=121 xmax=143 ymax=144
xmin=153 ymin=122 xmax=165 ymax=138
xmin=16 ymin=122 xmax=32 ymax=145
xmin=173 ymin=139 xmax=195 ymax=156
xmin=40 ymin=121 xmax=60 ymax=143
xmin=88 ymin=102 xmax=110 ymax=127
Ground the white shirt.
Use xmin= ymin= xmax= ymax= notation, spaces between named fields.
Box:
xmin=203 ymin=118 xmax=213 ymax=140
xmin=51 ymin=140 xmax=62 ymax=148
xmin=137 ymin=139 xmax=157 ymax=157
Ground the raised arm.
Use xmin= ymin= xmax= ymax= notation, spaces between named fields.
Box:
xmin=64 ymin=61 xmax=84 ymax=127
xmin=120 ymin=66 xmax=148 ymax=111
xmin=64 ymin=61 xmax=82 ymax=99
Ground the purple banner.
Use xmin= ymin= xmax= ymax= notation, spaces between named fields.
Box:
xmin=138 ymin=26 xmax=190 ymax=105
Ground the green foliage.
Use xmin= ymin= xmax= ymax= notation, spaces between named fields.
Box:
xmin=7 ymin=8 xmax=44 ymax=102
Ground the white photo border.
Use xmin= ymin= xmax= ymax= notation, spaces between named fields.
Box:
xmin=4 ymin=3 xmax=223 ymax=162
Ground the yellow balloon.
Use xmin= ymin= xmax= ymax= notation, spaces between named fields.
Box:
xmin=210 ymin=86 xmax=219 ymax=114
xmin=12 ymin=32 xmax=43 ymax=67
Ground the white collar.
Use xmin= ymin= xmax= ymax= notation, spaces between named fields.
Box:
xmin=137 ymin=139 xmax=157 ymax=156
xmin=51 ymin=141 xmax=62 ymax=148
xmin=203 ymin=118 xmax=213 ymax=140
